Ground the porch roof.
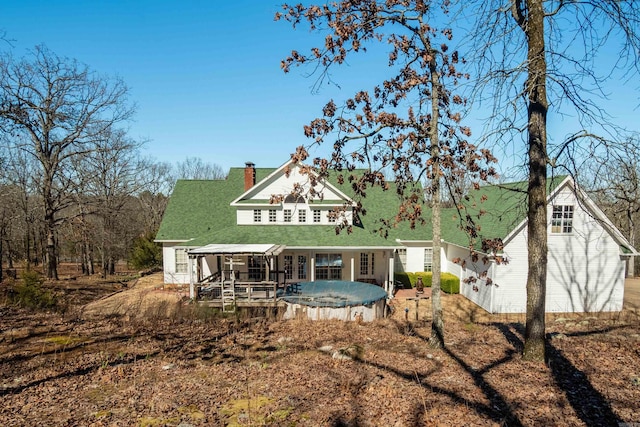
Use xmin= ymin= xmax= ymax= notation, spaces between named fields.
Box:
xmin=188 ymin=243 xmax=286 ymax=256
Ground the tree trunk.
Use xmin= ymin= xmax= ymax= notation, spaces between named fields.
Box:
xmin=522 ymin=0 xmax=549 ymax=362
xmin=45 ymin=215 xmax=58 ymax=280
xmin=428 ymin=43 xmax=444 ymax=349
xmin=0 ymin=234 xmax=4 ymax=283
xmin=627 ymin=206 xmax=635 ymax=277
xmin=84 ymin=245 xmax=94 ymax=275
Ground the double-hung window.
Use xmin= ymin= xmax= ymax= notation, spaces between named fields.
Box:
xmin=395 ymin=249 xmax=407 ymax=272
xmin=268 ymin=209 xmax=277 ymax=223
xmin=551 ymin=205 xmax=574 ymax=233
xmin=284 ymin=209 xmax=292 ymax=223
xmin=253 ymin=209 xmax=262 ymax=223
xmin=175 ymin=249 xmax=188 ymax=274
xmin=424 ymin=248 xmax=433 ymax=272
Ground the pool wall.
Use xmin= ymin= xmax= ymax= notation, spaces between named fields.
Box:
xmin=282 ymin=298 xmax=387 ymax=321
xmin=280 ymin=280 xmax=389 ymax=321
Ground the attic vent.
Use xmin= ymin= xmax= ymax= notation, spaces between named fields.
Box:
xmin=284 ymin=194 xmax=305 ymax=203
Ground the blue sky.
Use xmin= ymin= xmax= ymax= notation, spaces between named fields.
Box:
xmin=2 ymin=1 xmax=638 ymax=177
xmin=2 ymin=0 xmax=349 ymax=172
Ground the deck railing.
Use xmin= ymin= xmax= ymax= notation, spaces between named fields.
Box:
xmin=197 ymin=280 xmax=280 ymax=303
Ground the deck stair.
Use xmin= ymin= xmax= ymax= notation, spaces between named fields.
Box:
xmin=221 ymin=279 xmax=236 ymax=312
xmin=221 ymin=257 xmax=244 ymax=313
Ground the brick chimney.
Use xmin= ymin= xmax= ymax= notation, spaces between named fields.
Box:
xmin=244 ymin=162 xmax=255 ymax=191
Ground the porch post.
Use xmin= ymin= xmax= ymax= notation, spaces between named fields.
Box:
xmin=189 ymin=256 xmax=195 ymax=299
xmin=388 ymin=252 xmax=395 ymax=296
xmin=310 ymin=256 xmax=315 ymax=281
xmin=350 ymin=254 xmax=355 ymax=281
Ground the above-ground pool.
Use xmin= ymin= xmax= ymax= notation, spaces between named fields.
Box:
xmin=281 ymin=280 xmax=388 ymax=322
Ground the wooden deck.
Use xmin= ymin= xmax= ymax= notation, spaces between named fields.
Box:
xmin=196 ymin=280 xmax=289 ymax=310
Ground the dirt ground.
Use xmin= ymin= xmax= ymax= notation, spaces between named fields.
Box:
xmin=0 ymin=271 xmax=639 ymax=426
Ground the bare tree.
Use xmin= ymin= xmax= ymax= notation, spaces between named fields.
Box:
xmin=587 ymin=138 xmax=640 ymax=277
xmin=0 ymin=45 xmax=134 ymax=279
xmin=277 ymin=1 xmax=497 ymax=348
xmin=175 ymin=156 xmax=226 ymax=180
xmin=137 ymin=159 xmax=173 ymax=235
xmin=74 ymin=128 xmax=148 ymax=277
xmin=461 ymin=0 xmax=640 ymax=361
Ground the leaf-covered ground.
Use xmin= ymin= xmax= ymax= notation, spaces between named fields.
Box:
xmin=1 ymin=275 xmax=639 ymax=426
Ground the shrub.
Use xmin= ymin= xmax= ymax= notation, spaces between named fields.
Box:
xmin=440 ymin=273 xmax=460 ymax=294
xmin=394 ymin=271 xmax=460 ymax=294
xmin=11 ymin=270 xmax=58 ymax=309
xmin=129 ymin=232 xmax=162 ymax=270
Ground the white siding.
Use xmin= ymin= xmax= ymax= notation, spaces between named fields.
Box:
xmin=491 ymin=229 xmax=529 ymax=313
xmin=546 ymin=187 xmax=625 ymax=312
xmin=488 ymin=185 xmax=626 ymax=313
xmin=250 ymin=166 xmax=344 ymax=201
xmin=443 ymin=244 xmax=466 ymax=277
xmin=405 ymin=246 xmax=426 ymax=272
xmin=162 ymin=244 xmax=192 ymax=285
xmin=459 ymin=252 xmax=494 ymax=312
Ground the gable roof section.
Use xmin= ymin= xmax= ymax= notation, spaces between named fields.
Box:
xmin=461 ymin=175 xmax=638 ymax=255
xmin=230 ymin=160 xmax=355 ymax=207
xmin=446 ymin=175 xmax=568 ymax=249
xmin=156 ymin=166 xmax=420 ymax=247
xmin=156 ymin=167 xmax=635 ymax=255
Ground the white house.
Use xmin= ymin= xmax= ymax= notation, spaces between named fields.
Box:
xmin=155 ymin=160 xmax=637 ymax=313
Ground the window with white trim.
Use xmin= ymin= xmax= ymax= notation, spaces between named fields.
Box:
xmin=175 ymin=249 xmax=188 ymax=274
xmin=253 ymin=209 xmax=261 ymax=223
xmin=312 ymin=209 xmax=321 ymax=223
xmin=284 ymin=255 xmax=293 ymax=280
xmin=328 ymin=210 xmax=336 ymax=223
xmin=297 ymin=255 xmax=307 ymax=280
xmin=268 ymin=209 xmax=277 ymax=223
xmin=424 ymin=248 xmax=433 ymax=272
xmin=315 ymin=253 xmax=342 ymax=280
xmin=552 ymin=205 xmax=574 ymax=233
xmin=284 ymin=209 xmax=292 ymax=222
xmin=395 ymin=249 xmax=407 ymax=272
xmin=359 ymin=252 xmax=375 ymax=276
xmin=299 ymin=210 xmax=306 ymax=223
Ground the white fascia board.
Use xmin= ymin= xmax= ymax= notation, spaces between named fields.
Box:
xmin=501 ymin=175 xmax=573 ymax=246
xmin=285 ymin=246 xmax=396 ymax=251
xmin=230 ymin=160 xmax=356 ymax=207
xmin=395 ymin=239 xmax=434 ymax=245
xmin=230 ymin=159 xmax=294 ymax=206
xmin=154 ymin=239 xmax=192 ymax=244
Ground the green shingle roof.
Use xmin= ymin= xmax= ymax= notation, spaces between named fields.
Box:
xmin=155 ymin=166 xmax=568 ymax=251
